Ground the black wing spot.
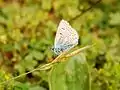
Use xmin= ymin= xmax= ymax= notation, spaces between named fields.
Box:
xmin=61 ymin=28 xmax=65 ymax=30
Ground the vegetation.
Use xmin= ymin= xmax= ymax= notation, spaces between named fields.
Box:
xmin=0 ymin=0 xmax=120 ymax=90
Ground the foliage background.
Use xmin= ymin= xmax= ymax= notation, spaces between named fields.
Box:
xmin=0 ymin=0 xmax=120 ymax=90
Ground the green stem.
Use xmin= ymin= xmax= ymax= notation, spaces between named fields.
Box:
xmin=0 ymin=61 xmax=54 ymax=85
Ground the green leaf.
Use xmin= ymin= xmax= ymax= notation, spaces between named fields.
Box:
xmin=24 ymin=54 xmax=37 ymax=70
xmin=2 ymin=44 xmax=14 ymax=51
xmin=49 ymin=53 xmax=90 ymax=90
xmin=41 ymin=0 xmax=52 ymax=10
xmin=30 ymin=86 xmax=46 ymax=90
xmin=14 ymin=82 xmax=29 ymax=90
xmin=109 ymin=12 xmax=120 ymax=25
xmin=31 ymin=50 xmax=44 ymax=60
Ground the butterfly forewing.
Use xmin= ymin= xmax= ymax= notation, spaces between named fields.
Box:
xmin=54 ymin=20 xmax=79 ymax=55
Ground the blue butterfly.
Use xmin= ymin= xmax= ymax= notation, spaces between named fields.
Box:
xmin=52 ymin=20 xmax=79 ymax=55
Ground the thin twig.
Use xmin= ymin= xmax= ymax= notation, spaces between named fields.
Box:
xmin=69 ymin=0 xmax=102 ymax=22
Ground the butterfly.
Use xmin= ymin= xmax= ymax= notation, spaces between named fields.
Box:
xmin=52 ymin=20 xmax=79 ymax=55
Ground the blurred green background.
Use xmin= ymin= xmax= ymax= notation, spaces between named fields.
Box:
xmin=0 ymin=0 xmax=120 ymax=90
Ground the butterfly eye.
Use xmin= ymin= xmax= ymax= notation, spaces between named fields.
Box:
xmin=51 ymin=47 xmax=54 ymax=51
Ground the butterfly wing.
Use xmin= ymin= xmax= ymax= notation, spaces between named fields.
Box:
xmin=54 ymin=20 xmax=79 ymax=54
